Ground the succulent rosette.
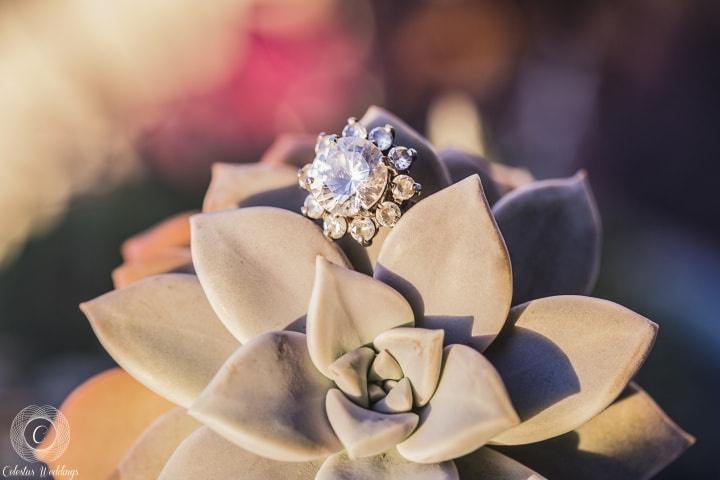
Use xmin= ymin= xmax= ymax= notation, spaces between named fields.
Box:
xmin=49 ymin=107 xmax=692 ymax=480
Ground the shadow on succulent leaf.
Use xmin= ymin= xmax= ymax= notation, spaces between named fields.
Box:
xmin=238 ymin=185 xmax=307 ymax=212
xmin=376 ymin=262 xmax=581 ymax=419
xmin=485 ymin=325 xmax=580 ymax=420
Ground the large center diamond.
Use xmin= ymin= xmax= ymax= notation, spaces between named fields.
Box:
xmin=309 ymin=136 xmax=389 ymax=216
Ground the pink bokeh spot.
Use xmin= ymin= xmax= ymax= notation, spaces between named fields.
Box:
xmin=144 ymin=19 xmax=378 ymax=186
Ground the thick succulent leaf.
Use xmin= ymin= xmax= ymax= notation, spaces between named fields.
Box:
xmin=492 ymin=172 xmax=601 ymax=305
xmin=259 ymin=133 xmax=316 ymax=168
xmin=191 ymin=207 xmax=350 ymax=343
xmin=81 ymin=274 xmax=239 ymax=407
xmin=494 ymin=383 xmax=694 ymax=480
xmin=455 ymin=448 xmax=545 ymax=480
xmin=121 ymin=211 xmax=193 ymax=262
xmin=375 ymin=175 xmax=513 ymax=351
xmin=114 ymin=210 xmax=194 ymax=288
xmin=438 ymin=149 xmax=502 ymax=204
xmin=112 ymin=248 xmax=193 ymax=288
xmin=113 ymin=408 xmax=200 ymax=480
xmin=159 ymin=427 xmax=323 ymax=480
xmin=397 ymin=345 xmax=519 ymax=463
xmin=189 ymin=331 xmax=341 ymax=462
xmin=373 ymin=377 xmax=413 ymax=413
xmin=316 ymin=448 xmax=459 ymax=480
xmin=307 ymin=257 xmax=414 ymax=377
xmin=328 ymin=347 xmax=376 ymax=407
xmin=38 ymin=368 xmax=174 ymax=480
xmin=373 ymin=328 xmax=444 ymax=407
xmin=202 ymin=162 xmax=306 ymax=213
xmin=326 ymin=389 xmax=418 ymax=458
xmin=486 ymin=296 xmax=657 ymax=445
xmin=369 ymin=350 xmax=403 ymax=382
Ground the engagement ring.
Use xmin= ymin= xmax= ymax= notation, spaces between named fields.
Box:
xmin=298 ymin=117 xmax=421 ymax=246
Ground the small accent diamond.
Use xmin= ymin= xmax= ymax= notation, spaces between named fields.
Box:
xmin=350 ymin=217 xmax=376 ymax=244
xmin=298 ymin=164 xmax=313 ymax=189
xmin=315 ymin=134 xmax=337 ymax=154
xmin=342 ymin=118 xmax=367 ymax=139
xmin=324 ymin=215 xmax=347 ymax=239
xmin=302 ymin=195 xmax=324 ymax=219
xmin=388 ymin=147 xmax=416 ymax=171
xmin=392 ymin=175 xmax=417 ymax=201
xmin=369 ymin=125 xmax=394 ymax=151
xmin=375 ymin=202 xmax=401 ymax=227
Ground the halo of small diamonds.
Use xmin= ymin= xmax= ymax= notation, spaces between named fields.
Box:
xmin=298 ymin=117 xmax=422 ymax=246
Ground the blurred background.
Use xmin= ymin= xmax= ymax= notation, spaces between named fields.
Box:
xmin=0 ymin=0 xmax=718 ymax=477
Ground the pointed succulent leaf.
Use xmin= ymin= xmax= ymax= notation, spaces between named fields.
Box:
xmin=486 ymin=296 xmax=657 ymax=445
xmin=112 ymin=248 xmax=193 ymax=288
xmin=375 ymin=175 xmax=513 ymax=351
xmin=316 ymin=448 xmax=459 ymax=480
xmin=307 ymin=257 xmax=413 ymax=377
xmin=81 ymin=274 xmax=239 ymax=407
xmin=159 ymin=427 xmax=323 ymax=480
xmin=121 ymin=211 xmax=193 ymax=262
xmin=189 ymin=331 xmax=341 ymax=462
xmin=438 ymin=148 xmax=501 ymax=204
xmin=493 ymin=382 xmax=694 ymax=480
xmin=326 ymin=389 xmax=418 ymax=458
xmin=373 ymin=328 xmax=444 ymax=407
xmin=397 ymin=345 xmax=519 ymax=463
xmin=328 ymin=347 xmax=376 ymax=407
xmin=373 ymin=377 xmax=413 ymax=414
xmin=203 ymin=163 xmax=305 ymax=213
xmin=492 ymin=172 xmax=601 ymax=305
xmin=191 ymin=207 xmax=350 ymax=343
xmin=369 ymin=350 xmax=403 ymax=382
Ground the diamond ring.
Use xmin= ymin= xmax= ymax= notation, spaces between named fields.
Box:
xmin=298 ymin=117 xmax=422 ymax=246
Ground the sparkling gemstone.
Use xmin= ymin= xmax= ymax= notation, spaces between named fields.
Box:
xmin=324 ymin=215 xmax=347 ymax=239
xmin=350 ymin=217 xmax=376 ymax=244
xmin=337 ymin=201 xmax=360 ymax=217
xmin=315 ymin=134 xmax=337 ymax=154
xmin=369 ymin=126 xmax=393 ymax=151
xmin=297 ymin=164 xmax=313 ymax=189
xmin=302 ymin=195 xmax=324 ymax=219
xmin=392 ymin=175 xmax=417 ymax=201
xmin=309 ymin=136 xmax=389 ymax=215
xmin=375 ymin=202 xmax=401 ymax=227
xmin=388 ymin=147 xmax=415 ymax=171
xmin=342 ymin=121 xmax=367 ymax=139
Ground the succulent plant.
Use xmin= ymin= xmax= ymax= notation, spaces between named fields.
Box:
xmin=47 ymin=107 xmax=692 ymax=480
